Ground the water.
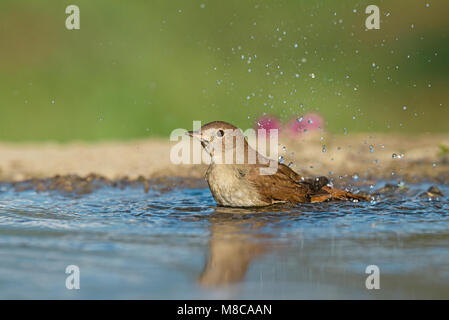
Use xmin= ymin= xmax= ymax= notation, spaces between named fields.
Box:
xmin=0 ymin=180 xmax=448 ymax=299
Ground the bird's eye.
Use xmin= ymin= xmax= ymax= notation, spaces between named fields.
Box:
xmin=216 ymin=129 xmax=224 ymax=137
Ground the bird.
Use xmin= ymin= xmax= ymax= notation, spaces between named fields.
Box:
xmin=187 ymin=121 xmax=370 ymax=207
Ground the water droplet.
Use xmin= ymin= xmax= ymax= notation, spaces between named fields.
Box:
xmin=403 ymin=105 xmax=407 ymax=110
xmin=200 ymin=3 xmax=206 ymax=9
xmin=297 ymin=116 xmax=303 ymax=123
xmin=278 ymin=156 xmax=285 ymax=164
xmin=322 ymin=145 xmax=326 ymax=153
xmin=309 ymin=73 xmax=316 ymax=79
xmin=352 ymin=173 xmax=359 ymax=180
xmin=369 ymin=145 xmax=374 ymax=153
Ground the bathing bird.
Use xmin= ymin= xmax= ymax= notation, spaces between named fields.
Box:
xmin=187 ymin=121 xmax=369 ymax=207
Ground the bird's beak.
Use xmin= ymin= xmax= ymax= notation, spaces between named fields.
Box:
xmin=186 ymin=130 xmax=210 ymax=148
xmin=186 ymin=130 xmax=200 ymax=138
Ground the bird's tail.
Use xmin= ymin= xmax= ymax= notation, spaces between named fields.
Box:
xmin=310 ymin=186 xmax=370 ymax=203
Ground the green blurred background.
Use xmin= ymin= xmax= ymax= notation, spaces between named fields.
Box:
xmin=1 ymin=0 xmax=448 ymax=142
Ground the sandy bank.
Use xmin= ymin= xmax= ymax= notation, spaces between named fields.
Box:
xmin=0 ymin=133 xmax=448 ymax=183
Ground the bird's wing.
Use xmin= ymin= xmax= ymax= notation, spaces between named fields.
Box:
xmin=245 ymin=163 xmax=313 ymax=203
xmin=245 ymin=162 xmax=370 ymax=203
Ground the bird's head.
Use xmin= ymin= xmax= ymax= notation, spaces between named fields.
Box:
xmin=186 ymin=121 xmax=248 ymax=162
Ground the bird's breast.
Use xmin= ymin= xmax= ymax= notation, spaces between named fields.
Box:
xmin=206 ymin=164 xmax=269 ymax=207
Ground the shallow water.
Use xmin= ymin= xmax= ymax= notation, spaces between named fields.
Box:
xmin=0 ymin=180 xmax=448 ymax=299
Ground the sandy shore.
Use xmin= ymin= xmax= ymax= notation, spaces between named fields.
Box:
xmin=0 ymin=133 xmax=448 ymax=183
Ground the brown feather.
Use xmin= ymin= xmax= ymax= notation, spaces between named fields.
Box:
xmin=245 ymin=164 xmax=311 ymax=203
xmin=246 ymin=162 xmax=370 ymax=204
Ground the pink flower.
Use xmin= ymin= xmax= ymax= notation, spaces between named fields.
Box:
xmin=254 ymin=115 xmax=281 ymax=137
xmin=285 ymin=112 xmax=324 ymax=138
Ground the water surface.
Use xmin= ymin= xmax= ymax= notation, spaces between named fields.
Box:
xmin=0 ymin=180 xmax=448 ymax=299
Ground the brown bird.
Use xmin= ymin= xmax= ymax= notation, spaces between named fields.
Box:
xmin=187 ymin=121 xmax=369 ymax=207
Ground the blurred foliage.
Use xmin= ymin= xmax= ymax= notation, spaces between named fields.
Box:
xmin=0 ymin=0 xmax=448 ymax=141
xmin=439 ymin=144 xmax=449 ymax=157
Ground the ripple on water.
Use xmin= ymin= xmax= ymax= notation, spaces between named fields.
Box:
xmin=0 ymin=180 xmax=448 ymax=298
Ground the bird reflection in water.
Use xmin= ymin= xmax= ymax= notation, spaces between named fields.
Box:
xmin=198 ymin=206 xmax=288 ymax=287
